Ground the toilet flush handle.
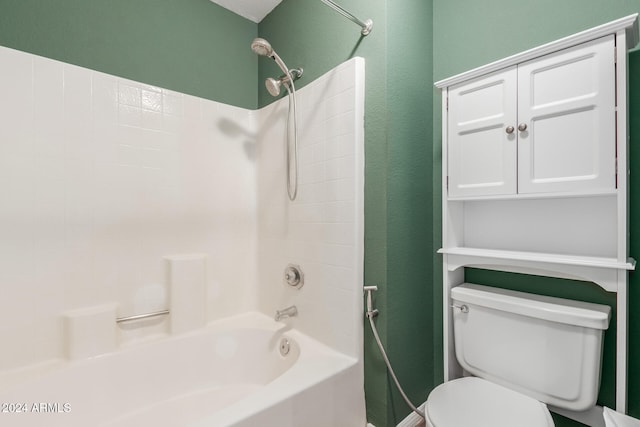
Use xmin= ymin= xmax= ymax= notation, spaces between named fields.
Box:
xmin=451 ymin=304 xmax=468 ymax=313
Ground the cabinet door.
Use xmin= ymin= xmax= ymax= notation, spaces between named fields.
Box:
xmin=517 ymin=36 xmax=616 ymax=194
xmin=447 ymin=67 xmax=517 ymax=198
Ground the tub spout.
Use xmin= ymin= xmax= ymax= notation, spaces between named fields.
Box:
xmin=275 ymin=305 xmax=298 ymax=321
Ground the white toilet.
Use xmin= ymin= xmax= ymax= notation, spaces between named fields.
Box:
xmin=425 ymin=283 xmax=612 ymax=427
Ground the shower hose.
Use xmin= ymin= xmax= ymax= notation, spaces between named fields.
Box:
xmin=366 ymin=289 xmax=426 ymax=421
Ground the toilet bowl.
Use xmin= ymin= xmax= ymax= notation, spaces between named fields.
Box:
xmin=423 ymin=388 xmax=640 ymax=427
xmin=425 ymin=377 xmax=553 ymax=427
xmin=426 ymin=283 xmax=611 ymax=427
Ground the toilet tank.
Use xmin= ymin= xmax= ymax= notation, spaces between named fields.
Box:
xmin=451 ymin=283 xmax=611 ymax=411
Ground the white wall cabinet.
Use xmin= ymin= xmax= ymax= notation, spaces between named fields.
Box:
xmin=436 ymin=15 xmax=638 ymax=426
xmin=448 ymin=36 xmax=615 ymax=199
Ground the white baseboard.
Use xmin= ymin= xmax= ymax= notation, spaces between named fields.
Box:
xmin=396 ymin=402 xmax=427 ymax=427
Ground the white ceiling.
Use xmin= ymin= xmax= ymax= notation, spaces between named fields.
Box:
xmin=210 ymin=0 xmax=283 ymax=23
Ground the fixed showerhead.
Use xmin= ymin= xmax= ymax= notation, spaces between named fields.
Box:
xmin=251 ymin=38 xmax=273 ymax=57
xmin=264 ymin=68 xmax=303 ymax=97
xmin=265 ymin=77 xmax=284 ymax=97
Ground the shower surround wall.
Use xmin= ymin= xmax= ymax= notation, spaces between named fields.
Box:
xmin=0 ymin=44 xmax=257 ymax=370
xmin=0 ymin=42 xmax=364 ymax=394
xmin=257 ymin=58 xmax=365 ymax=359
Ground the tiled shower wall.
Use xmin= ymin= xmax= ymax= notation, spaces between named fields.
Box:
xmin=0 ymin=45 xmax=364 ymax=371
xmin=0 ymin=46 xmax=257 ymax=370
xmin=257 ymin=58 xmax=365 ymax=359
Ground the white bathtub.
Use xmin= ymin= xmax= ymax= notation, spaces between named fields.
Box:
xmin=0 ymin=312 xmax=365 ymax=427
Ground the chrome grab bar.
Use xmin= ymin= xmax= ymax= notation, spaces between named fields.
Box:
xmin=116 ymin=309 xmax=170 ymax=324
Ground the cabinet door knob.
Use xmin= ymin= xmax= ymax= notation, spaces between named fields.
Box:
xmin=518 ymin=123 xmax=528 ymax=132
xmin=505 ymin=126 xmax=515 ymax=134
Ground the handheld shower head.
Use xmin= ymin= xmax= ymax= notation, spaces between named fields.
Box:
xmin=250 ymin=37 xmax=302 ymax=201
xmin=250 ymin=37 xmax=292 ymax=80
xmin=251 ymin=38 xmax=273 ymax=57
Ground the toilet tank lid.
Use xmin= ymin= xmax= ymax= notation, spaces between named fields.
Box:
xmin=451 ymin=283 xmax=611 ymax=330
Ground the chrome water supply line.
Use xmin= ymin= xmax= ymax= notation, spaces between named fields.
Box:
xmin=364 ymin=286 xmax=379 ymax=318
xmin=320 ymin=0 xmax=373 ymax=36
xmin=364 ymin=286 xmax=426 ymax=420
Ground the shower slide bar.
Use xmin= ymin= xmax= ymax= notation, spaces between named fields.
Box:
xmin=320 ymin=0 xmax=373 ymax=36
xmin=116 ymin=309 xmax=170 ymax=324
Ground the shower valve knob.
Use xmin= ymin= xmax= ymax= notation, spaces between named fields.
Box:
xmin=284 ymin=264 xmax=304 ymax=288
xmin=285 ymin=270 xmax=298 ymax=282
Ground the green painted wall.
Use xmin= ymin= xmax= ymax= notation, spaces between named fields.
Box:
xmin=0 ymin=0 xmax=257 ymax=108
xmin=259 ymin=1 xmax=434 ymax=425
xmin=629 ymin=49 xmax=640 ymax=419
xmin=385 ymin=0 xmax=433 ymax=422
xmin=433 ymin=1 xmax=640 ymax=425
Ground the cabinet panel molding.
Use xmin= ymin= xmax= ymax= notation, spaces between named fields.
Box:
xmin=448 ymin=67 xmax=517 ymax=198
xmin=518 ymin=36 xmax=616 ymax=194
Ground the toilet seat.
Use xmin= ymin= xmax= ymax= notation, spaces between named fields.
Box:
xmin=426 ymin=377 xmax=555 ymax=427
